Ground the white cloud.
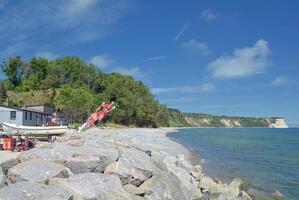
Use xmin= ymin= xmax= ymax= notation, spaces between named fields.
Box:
xmin=182 ymin=39 xmax=210 ymax=55
xmin=114 ymin=67 xmax=144 ymax=79
xmin=0 ymin=0 xmax=131 ymax=57
xmin=36 ymin=52 xmax=59 ymax=60
xmin=208 ymin=39 xmax=271 ymax=79
xmin=200 ymin=9 xmax=218 ymax=21
xmin=90 ymin=54 xmax=114 ymax=69
xmin=145 ymin=56 xmax=167 ymax=62
xmin=152 ymin=83 xmax=216 ymax=95
xmin=272 ymin=75 xmax=289 ymax=86
xmin=173 ymin=21 xmax=190 ymax=42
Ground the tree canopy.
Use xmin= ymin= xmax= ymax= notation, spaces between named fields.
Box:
xmin=1 ymin=56 xmax=171 ymax=127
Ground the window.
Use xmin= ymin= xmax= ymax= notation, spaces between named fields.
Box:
xmin=30 ymin=112 xmax=32 ymax=120
xmin=25 ymin=111 xmax=28 ymax=120
xmin=10 ymin=111 xmax=16 ymax=120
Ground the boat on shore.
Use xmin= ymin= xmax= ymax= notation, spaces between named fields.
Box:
xmin=1 ymin=122 xmax=67 ymax=136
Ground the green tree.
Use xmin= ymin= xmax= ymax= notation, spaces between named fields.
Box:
xmin=54 ymin=85 xmax=97 ymax=123
xmin=1 ymin=56 xmax=24 ymax=89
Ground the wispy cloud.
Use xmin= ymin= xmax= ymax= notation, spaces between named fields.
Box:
xmin=36 ymin=52 xmax=59 ymax=60
xmin=152 ymin=83 xmax=216 ymax=95
xmin=145 ymin=56 xmax=167 ymax=62
xmin=271 ymin=75 xmax=289 ymax=86
xmin=114 ymin=67 xmax=144 ymax=79
xmin=200 ymin=9 xmax=218 ymax=21
xmin=182 ymin=39 xmax=210 ymax=55
xmin=90 ymin=54 xmax=115 ymax=69
xmin=0 ymin=0 xmax=131 ymax=58
xmin=173 ymin=21 xmax=190 ymax=42
xmin=208 ymin=39 xmax=271 ymax=79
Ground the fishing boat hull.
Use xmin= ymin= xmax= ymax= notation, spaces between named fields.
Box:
xmin=1 ymin=122 xmax=67 ymax=135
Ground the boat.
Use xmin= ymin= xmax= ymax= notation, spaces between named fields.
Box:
xmin=1 ymin=122 xmax=68 ymax=136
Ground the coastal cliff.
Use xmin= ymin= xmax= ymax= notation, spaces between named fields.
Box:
xmin=0 ymin=128 xmax=253 ymax=200
xmin=168 ymin=109 xmax=288 ymax=128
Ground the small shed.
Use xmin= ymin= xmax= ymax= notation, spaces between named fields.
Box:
xmin=0 ymin=105 xmax=51 ymax=126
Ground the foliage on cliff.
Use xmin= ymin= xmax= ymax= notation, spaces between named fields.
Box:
xmin=1 ymin=56 xmax=170 ymax=127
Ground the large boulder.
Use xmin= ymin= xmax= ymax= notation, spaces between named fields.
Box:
xmin=17 ymin=145 xmax=76 ymax=164
xmin=48 ymin=172 xmax=140 ymax=200
xmin=139 ymin=172 xmax=191 ymax=200
xmin=0 ymin=182 xmax=72 ymax=200
xmin=105 ymin=160 xmax=147 ymax=186
xmin=104 ymin=147 xmax=159 ymax=186
xmin=0 ymin=168 xmax=5 ymax=188
xmin=7 ymin=160 xmax=69 ymax=183
xmin=65 ymin=154 xmax=106 ymax=174
xmin=0 ymin=158 xmax=19 ymax=174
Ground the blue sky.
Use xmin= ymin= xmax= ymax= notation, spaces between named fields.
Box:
xmin=0 ymin=0 xmax=298 ymax=126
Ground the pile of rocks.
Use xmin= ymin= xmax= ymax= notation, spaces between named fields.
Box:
xmin=0 ymin=128 xmax=253 ymax=200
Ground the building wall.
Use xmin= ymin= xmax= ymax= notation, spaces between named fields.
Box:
xmin=0 ymin=106 xmax=48 ymax=126
xmin=0 ymin=107 xmax=23 ymax=125
xmin=26 ymin=105 xmax=54 ymax=115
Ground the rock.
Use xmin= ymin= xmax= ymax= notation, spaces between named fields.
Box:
xmin=247 ymin=188 xmax=268 ymax=200
xmin=201 ymin=189 xmax=210 ymax=200
xmin=139 ymin=172 xmax=190 ymax=200
xmin=48 ymin=173 xmax=137 ymax=200
xmin=104 ymin=147 xmax=158 ymax=186
xmin=0 ymin=158 xmax=19 ymax=174
xmin=193 ymin=165 xmax=203 ymax=173
xmin=65 ymin=154 xmax=105 ymax=174
xmin=272 ymin=190 xmax=284 ymax=198
xmin=241 ymin=191 xmax=253 ymax=200
xmin=119 ymin=147 xmax=158 ymax=178
xmin=0 ymin=168 xmax=5 ymax=188
xmin=35 ymin=142 xmax=54 ymax=149
xmin=7 ymin=160 xmax=69 ymax=183
xmin=105 ymin=160 xmax=147 ymax=186
xmin=190 ymin=171 xmax=201 ymax=181
xmin=123 ymin=184 xmax=146 ymax=196
xmin=17 ymin=145 xmax=75 ymax=164
xmin=0 ymin=181 xmax=72 ymax=200
xmin=199 ymin=176 xmax=219 ymax=191
xmin=229 ymin=178 xmax=243 ymax=189
xmin=65 ymin=138 xmax=85 ymax=147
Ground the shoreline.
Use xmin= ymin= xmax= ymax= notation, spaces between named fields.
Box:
xmin=0 ymin=128 xmax=253 ymax=200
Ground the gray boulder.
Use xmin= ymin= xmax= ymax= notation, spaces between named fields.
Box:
xmin=65 ymin=154 xmax=106 ymax=174
xmin=104 ymin=147 xmax=159 ymax=186
xmin=105 ymin=160 xmax=147 ymax=186
xmin=0 ymin=158 xmax=19 ymax=174
xmin=48 ymin=172 xmax=138 ymax=200
xmin=7 ymin=160 xmax=69 ymax=183
xmin=139 ymin=172 xmax=191 ymax=200
xmin=123 ymin=184 xmax=146 ymax=196
xmin=0 ymin=181 xmax=72 ymax=200
xmin=0 ymin=168 xmax=5 ymax=188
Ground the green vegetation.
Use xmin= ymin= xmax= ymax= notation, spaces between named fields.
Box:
xmin=1 ymin=56 xmax=171 ymax=127
xmin=0 ymin=56 xmax=281 ymax=128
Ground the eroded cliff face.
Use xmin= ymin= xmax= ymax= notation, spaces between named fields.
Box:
xmin=268 ymin=118 xmax=288 ymax=128
xmin=184 ymin=115 xmax=288 ymax=128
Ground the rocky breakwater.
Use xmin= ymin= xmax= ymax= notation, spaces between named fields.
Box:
xmin=0 ymin=128 xmax=252 ymax=200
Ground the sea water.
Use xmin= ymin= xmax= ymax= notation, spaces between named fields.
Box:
xmin=168 ymin=128 xmax=299 ymax=199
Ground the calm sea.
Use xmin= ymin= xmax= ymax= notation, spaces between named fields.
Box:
xmin=168 ymin=128 xmax=299 ymax=199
